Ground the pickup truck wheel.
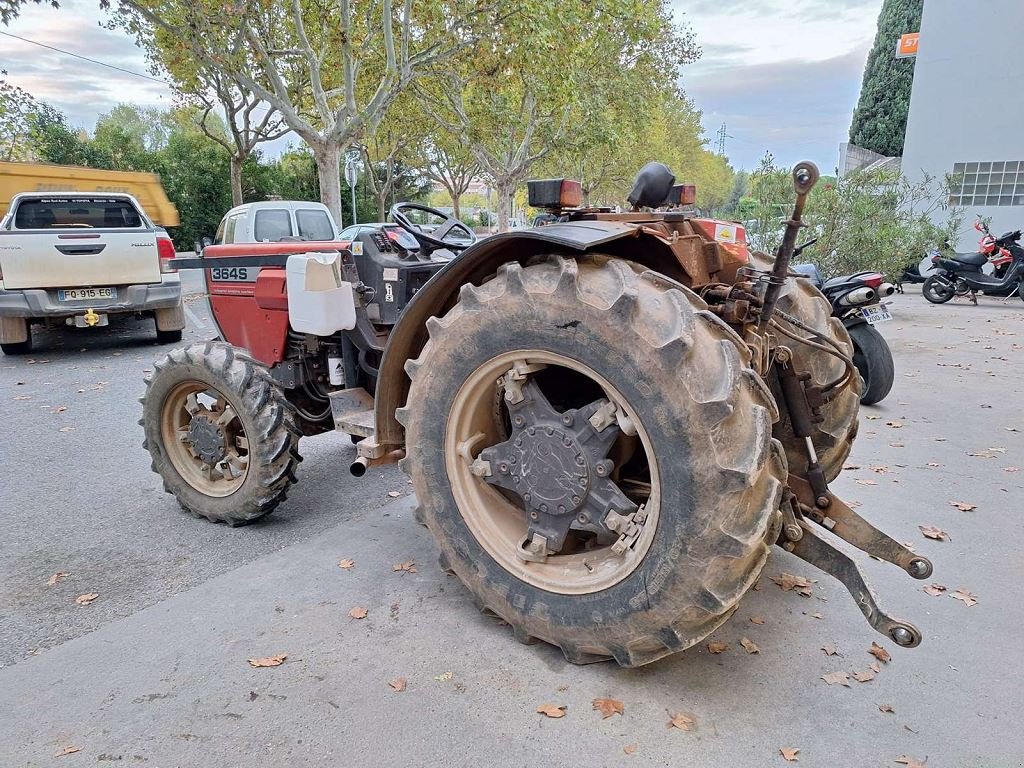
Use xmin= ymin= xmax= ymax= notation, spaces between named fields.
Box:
xmin=140 ymin=341 xmax=302 ymax=525
xmin=0 ymin=318 xmax=32 ymax=355
xmin=400 ymin=255 xmax=786 ymax=666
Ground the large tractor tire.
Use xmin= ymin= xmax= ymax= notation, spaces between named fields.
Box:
xmin=140 ymin=341 xmax=302 ymax=525
xmin=399 ymin=255 xmax=787 ymax=667
xmin=750 ymin=253 xmax=860 ymax=482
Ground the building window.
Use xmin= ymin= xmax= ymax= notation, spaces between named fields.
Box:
xmin=949 ymin=161 xmax=1024 ymax=206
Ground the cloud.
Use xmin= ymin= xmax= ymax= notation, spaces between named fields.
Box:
xmin=684 ymin=49 xmax=870 ymax=171
xmin=0 ymin=0 xmax=171 ymax=130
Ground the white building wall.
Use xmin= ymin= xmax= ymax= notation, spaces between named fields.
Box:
xmin=901 ymin=0 xmax=1024 ymax=250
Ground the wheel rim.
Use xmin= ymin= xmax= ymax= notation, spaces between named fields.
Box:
xmin=160 ymin=381 xmax=250 ymax=497
xmin=444 ymin=350 xmax=660 ymax=595
xmin=926 ymin=277 xmax=952 ymax=300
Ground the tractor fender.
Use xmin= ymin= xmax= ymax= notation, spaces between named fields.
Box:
xmin=371 ymin=221 xmax=683 ymax=450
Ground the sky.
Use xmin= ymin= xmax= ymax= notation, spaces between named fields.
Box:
xmin=1 ymin=0 xmax=884 ymax=172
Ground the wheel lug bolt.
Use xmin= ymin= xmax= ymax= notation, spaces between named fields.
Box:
xmin=524 ymin=493 xmax=532 ymax=502
xmin=891 ymin=626 xmax=914 ymax=646
xmin=572 ymin=495 xmax=581 ymax=504
xmin=561 ymin=414 xmax=573 ymax=426
xmin=575 ymin=456 xmax=585 ymax=466
xmin=558 ymin=505 xmax=566 ymax=513
xmin=499 ymin=463 xmax=509 ymax=474
xmin=529 ymin=511 xmax=538 ymax=520
xmin=577 ymin=514 xmax=588 ymax=523
xmin=510 ymin=456 xmax=517 ymax=464
xmin=527 ymin=427 xmax=535 ymax=436
xmin=514 ymin=416 xmax=524 ymax=426
xmin=539 ymin=503 xmax=548 ymax=513
xmin=545 ymin=427 xmax=553 ymax=436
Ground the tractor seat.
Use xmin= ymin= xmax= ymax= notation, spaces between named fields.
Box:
xmin=953 ymin=251 xmax=988 ymax=266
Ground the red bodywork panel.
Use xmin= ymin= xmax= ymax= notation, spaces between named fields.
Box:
xmin=203 ymin=241 xmax=350 ymax=366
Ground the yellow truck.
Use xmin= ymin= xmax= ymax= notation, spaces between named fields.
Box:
xmin=0 ymin=161 xmax=179 ymax=226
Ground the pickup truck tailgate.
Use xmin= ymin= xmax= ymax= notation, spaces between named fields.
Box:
xmin=0 ymin=196 xmax=161 ymax=290
xmin=0 ymin=232 xmax=161 ymax=289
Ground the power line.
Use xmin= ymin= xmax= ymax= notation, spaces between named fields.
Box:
xmin=0 ymin=29 xmax=170 ymax=86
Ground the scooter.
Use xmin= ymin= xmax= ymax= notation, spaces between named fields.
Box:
xmin=923 ymin=227 xmax=1024 ymax=304
xmin=792 ymin=240 xmax=896 ymax=406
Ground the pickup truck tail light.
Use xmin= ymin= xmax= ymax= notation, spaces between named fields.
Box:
xmin=157 ymin=236 xmax=177 ymax=273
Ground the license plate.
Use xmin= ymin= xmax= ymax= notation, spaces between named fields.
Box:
xmin=861 ymin=305 xmax=892 ymax=325
xmin=58 ymin=287 xmax=116 ymax=301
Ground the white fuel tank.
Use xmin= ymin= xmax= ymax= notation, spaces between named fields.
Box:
xmin=285 ymin=251 xmax=356 ymax=336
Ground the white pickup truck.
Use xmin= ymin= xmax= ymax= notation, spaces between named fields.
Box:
xmin=0 ymin=192 xmax=184 ymax=354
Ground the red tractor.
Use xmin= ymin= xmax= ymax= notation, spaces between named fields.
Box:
xmin=141 ymin=162 xmax=930 ymax=667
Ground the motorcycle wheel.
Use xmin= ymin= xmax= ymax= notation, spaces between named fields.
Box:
xmin=848 ymin=323 xmax=895 ymax=406
xmin=923 ymin=274 xmax=955 ymax=304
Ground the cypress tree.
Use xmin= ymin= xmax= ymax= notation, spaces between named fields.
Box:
xmin=849 ymin=0 xmax=923 ymax=157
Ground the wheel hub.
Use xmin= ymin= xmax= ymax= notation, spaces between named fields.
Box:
xmin=480 ymin=378 xmax=637 ymax=554
xmin=187 ymin=414 xmax=228 ymax=465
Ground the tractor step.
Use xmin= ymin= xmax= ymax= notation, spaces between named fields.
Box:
xmin=329 ymin=387 xmax=375 ymax=437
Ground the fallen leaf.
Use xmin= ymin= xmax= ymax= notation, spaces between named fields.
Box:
xmin=707 ymin=641 xmax=728 ymax=654
xmin=537 ymin=704 xmax=566 ymax=719
xmin=740 ymin=637 xmax=760 ymax=654
xmin=879 ymin=704 xmax=894 ymax=713
xmin=623 ymin=744 xmax=637 ymax=755
xmin=821 ymin=670 xmax=850 ymax=687
xmin=338 ymin=559 xmax=355 ymax=570
xmin=870 ymin=465 xmax=890 ymax=473
xmin=950 ymin=501 xmax=977 ymax=512
xmin=47 ymin=571 xmax=70 ymax=586
xmin=75 ymin=592 xmax=99 ymax=606
xmin=13 ymin=395 xmax=30 ymax=400
xmin=852 ymin=668 xmax=876 ymax=683
xmin=59 ymin=426 xmax=74 ymax=433
xmin=926 ymin=462 xmax=940 ymax=467
xmin=247 ymin=654 xmax=287 ymax=668
xmin=951 ymin=588 xmax=978 ymax=607
xmin=52 ymin=405 xmax=67 ymax=413
xmin=869 ymin=642 xmax=891 ymax=663
xmin=54 ymin=745 xmax=81 ymax=757
xmin=918 ymin=525 xmax=950 ymax=542
xmin=855 ymin=479 xmax=878 ymax=486
xmin=771 ymin=572 xmax=814 ymax=596
xmin=886 ymin=421 xmax=903 ymax=428
xmin=1004 ymin=466 xmax=1020 ymax=473
xmin=821 ymin=644 xmax=839 ymax=656
xmin=894 ymin=756 xmax=927 ymax=768
xmin=750 ymin=616 xmax=765 ymax=625
xmin=869 ymin=660 xmax=881 ymax=673
xmin=434 ymin=671 xmax=453 ymax=681
xmin=843 ymin=463 xmax=862 ymax=469
xmin=866 ymin=415 xmax=881 ymax=420
xmin=780 ymin=747 xmax=800 ymax=762
xmin=392 ymin=561 xmax=417 ymax=573
xmin=809 ymin=612 xmax=823 ymax=620
xmin=668 ymin=712 xmax=695 ymax=731
xmin=387 ymin=490 xmax=402 ymax=498
xmin=889 ymin=442 xmax=905 ymax=448
xmin=349 ymin=606 xmax=369 ymax=619
xmin=388 ymin=677 xmax=407 ymax=692
xmin=592 ymin=697 xmax=624 ymax=719
xmin=923 ymin=584 xmax=947 ymax=596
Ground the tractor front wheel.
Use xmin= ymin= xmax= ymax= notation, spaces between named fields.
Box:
xmin=140 ymin=341 xmax=302 ymax=525
xmin=400 ymin=255 xmax=786 ymax=667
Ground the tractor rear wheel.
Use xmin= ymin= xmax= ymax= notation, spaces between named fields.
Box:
xmin=140 ymin=341 xmax=302 ymax=525
xmin=400 ymin=255 xmax=786 ymax=667
xmin=750 ymin=253 xmax=860 ymax=481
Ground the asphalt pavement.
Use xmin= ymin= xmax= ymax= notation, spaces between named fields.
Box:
xmin=1 ymin=283 xmax=1022 ymax=767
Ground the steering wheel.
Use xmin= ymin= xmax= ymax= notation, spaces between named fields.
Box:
xmin=389 ymin=202 xmax=477 ymax=252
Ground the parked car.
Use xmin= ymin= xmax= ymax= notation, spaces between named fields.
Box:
xmin=0 ymin=192 xmax=183 ymax=354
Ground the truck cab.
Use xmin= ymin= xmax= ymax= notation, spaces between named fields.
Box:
xmin=212 ymin=201 xmax=339 ymax=246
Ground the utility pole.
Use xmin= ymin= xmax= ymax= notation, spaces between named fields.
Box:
xmin=716 ymin=123 xmax=728 ymax=156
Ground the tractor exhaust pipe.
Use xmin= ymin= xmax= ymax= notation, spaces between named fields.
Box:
xmin=350 ymin=448 xmax=406 ymax=477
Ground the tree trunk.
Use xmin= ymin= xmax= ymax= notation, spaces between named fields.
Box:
xmin=496 ymin=180 xmax=513 ymax=232
xmin=229 ymin=154 xmax=244 ymax=206
xmin=451 ymin=193 xmax=461 ymax=221
xmin=376 ymin=193 xmax=387 ymax=223
xmin=313 ymin=142 xmax=344 ymax=225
